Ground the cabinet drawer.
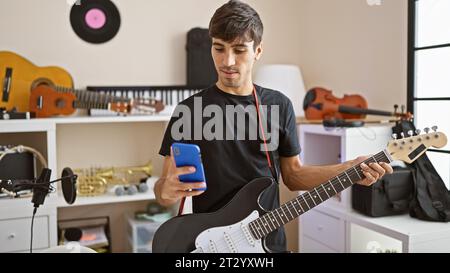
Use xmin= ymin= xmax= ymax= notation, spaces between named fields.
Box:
xmin=301 ymin=209 xmax=344 ymax=251
xmin=0 ymin=216 xmax=49 ymax=252
xmin=301 ymin=236 xmax=338 ymax=253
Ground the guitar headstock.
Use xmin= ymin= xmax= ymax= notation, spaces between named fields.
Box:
xmin=387 ymin=126 xmax=447 ymax=164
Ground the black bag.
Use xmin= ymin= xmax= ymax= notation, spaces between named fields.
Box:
xmin=352 ymin=166 xmax=414 ymax=217
xmin=393 ymin=120 xmax=450 ymax=222
xmin=186 ymin=28 xmax=217 ymax=87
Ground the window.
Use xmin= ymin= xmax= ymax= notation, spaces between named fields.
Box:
xmin=408 ymin=0 xmax=450 ymax=187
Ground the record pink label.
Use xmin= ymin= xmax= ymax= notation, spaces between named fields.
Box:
xmin=85 ymin=8 xmax=106 ymax=29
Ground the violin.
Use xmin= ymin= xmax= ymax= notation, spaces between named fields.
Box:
xmin=303 ymin=87 xmax=413 ymax=121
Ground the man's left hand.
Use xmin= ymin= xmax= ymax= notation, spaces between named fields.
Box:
xmin=352 ymin=156 xmax=393 ymax=186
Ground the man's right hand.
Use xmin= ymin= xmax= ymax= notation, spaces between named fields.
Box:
xmin=156 ymin=149 xmax=206 ymax=206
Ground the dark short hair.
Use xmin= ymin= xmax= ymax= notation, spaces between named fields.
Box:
xmin=209 ymin=0 xmax=263 ymax=50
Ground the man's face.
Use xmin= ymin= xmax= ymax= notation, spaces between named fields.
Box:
xmin=211 ymin=38 xmax=263 ymax=89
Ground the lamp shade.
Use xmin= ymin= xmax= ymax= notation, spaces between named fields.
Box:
xmin=254 ymin=64 xmax=306 ymax=117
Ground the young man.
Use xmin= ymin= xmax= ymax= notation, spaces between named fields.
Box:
xmin=155 ymin=0 xmax=392 ymax=252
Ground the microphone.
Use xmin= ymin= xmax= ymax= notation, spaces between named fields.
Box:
xmin=0 ymin=167 xmax=78 ymax=206
xmin=61 ymin=167 xmax=77 ymax=204
xmin=31 ymin=168 xmax=52 ymax=208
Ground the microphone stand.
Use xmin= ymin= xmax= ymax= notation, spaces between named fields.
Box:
xmin=0 ymin=168 xmax=78 ymax=253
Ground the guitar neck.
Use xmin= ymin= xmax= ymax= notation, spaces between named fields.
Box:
xmin=56 ymin=86 xmax=131 ymax=110
xmin=248 ymin=150 xmax=393 ymax=240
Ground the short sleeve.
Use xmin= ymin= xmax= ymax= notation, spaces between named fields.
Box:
xmin=277 ymin=99 xmax=301 ymax=157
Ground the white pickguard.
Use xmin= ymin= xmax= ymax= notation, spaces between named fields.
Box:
xmin=192 ymin=211 xmax=264 ymax=253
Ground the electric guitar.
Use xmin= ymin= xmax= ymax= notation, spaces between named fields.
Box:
xmin=152 ymin=128 xmax=447 ymax=253
xmin=29 ymin=85 xmax=165 ymax=118
xmin=0 ymin=51 xmax=73 ymax=112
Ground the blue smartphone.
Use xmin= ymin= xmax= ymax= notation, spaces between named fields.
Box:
xmin=171 ymin=143 xmax=206 ymax=191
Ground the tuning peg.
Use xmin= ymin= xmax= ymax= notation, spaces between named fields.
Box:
xmin=407 ymin=130 xmax=414 ymax=137
xmin=424 ymin=127 xmax=430 ymax=134
xmin=400 ymin=132 xmax=405 ymax=138
xmin=391 ymin=133 xmax=398 ymax=140
xmin=415 ymin=129 xmax=421 ymax=135
xmin=432 ymin=126 xmax=438 ymax=132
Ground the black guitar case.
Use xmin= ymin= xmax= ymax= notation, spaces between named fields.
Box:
xmin=186 ymin=28 xmax=217 ymax=87
xmin=393 ymin=120 xmax=450 ymax=222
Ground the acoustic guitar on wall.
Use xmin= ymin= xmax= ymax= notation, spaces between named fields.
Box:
xmin=0 ymin=51 xmax=73 ymax=112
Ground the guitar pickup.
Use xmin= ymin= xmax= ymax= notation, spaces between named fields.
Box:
xmin=2 ymin=68 xmax=12 ymax=102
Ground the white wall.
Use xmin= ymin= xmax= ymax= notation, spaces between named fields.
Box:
xmin=0 ymin=0 xmax=407 ymax=110
xmin=0 ymin=0 xmax=303 ymax=87
xmin=296 ymin=0 xmax=408 ymax=111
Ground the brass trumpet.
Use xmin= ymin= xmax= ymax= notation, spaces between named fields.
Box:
xmin=74 ymin=161 xmax=153 ymax=197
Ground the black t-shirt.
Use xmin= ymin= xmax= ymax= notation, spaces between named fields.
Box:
xmin=159 ymin=84 xmax=301 ymax=251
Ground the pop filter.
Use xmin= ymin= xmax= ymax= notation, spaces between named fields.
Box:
xmin=61 ymin=167 xmax=77 ymax=204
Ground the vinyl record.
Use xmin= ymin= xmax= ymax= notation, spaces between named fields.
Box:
xmin=70 ymin=0 xmax=120 ymax=44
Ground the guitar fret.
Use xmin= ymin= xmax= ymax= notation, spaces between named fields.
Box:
xmin=260 ymin=217 xmax=270 ymax=235
xmin=339 ymin=173 xmax=350 ymax=187
xmin=269 ymin=211 xmax=280 ymax=229
xmin=308 ymin=192 xmax=317 ymax=206
xmin=314 ymin=188 xmax=323 ymax=203
xmin=253 ymin=221 xmax=263 ymax=239
xmin=353 ymin=166 xmax=362 ymax=180
xmin=321 ymin=184 xmax=330 ymax=198
xmin=270 ymin=211 xmax=281 ymax=227
xmin=336 ymin=175 xmax=345 ymax=189
xmin=280 ymin=206 xmax=289 ymax=223
xmin=263 ymin=214 xmax=276 ymax=231
xmin=329 ymin=179 xmax=338 ymax=194
xmin=344 ymin=171 xmax=353 ymax=185
xmin=292 ymin=199 xmax=303 ymax=215
xmin=295 ymin=197 xmax=306 ymax=213
xmin=317 ymin=186 xmax=329 ymax=201
xmin=285 ymin=203 xmax=295 ymax=220
xmin=275 ymin=209 xmax=285 ymax=226
xmin=301 ymin=194 xmax=311 ymax=210
xmin=255 ymin=219 xmax=265 ymax=237
xmin=248 ymin=222 xmax=258 ymax=239
xmin=279 ymin=207 xmax=289 ymax=223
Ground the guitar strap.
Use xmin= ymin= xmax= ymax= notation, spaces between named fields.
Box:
xmin=177 ymin=85 xmax=278 ymax=216
xmin=252 ymin=85 xmax=279 ymax=183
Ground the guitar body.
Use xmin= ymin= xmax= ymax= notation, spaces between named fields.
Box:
xmin=0 ymin=51 xmax=73 ymax=112
xmin=29 ymin=85 xmax=76 ymax=118
xmin=152 ymin=177 xmax=276 ymax=253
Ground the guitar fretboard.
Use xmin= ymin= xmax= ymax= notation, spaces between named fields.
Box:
xmin=247 ymin=150 xmax=393 ymax=240
xmin=56 ymin=86 xmax=131 ymax=110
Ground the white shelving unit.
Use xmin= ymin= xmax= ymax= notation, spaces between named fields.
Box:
xmin=298 ymin=124 xmax=450 ymax=253
xmin=0 ymin=114 xmax=170 ymax=252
